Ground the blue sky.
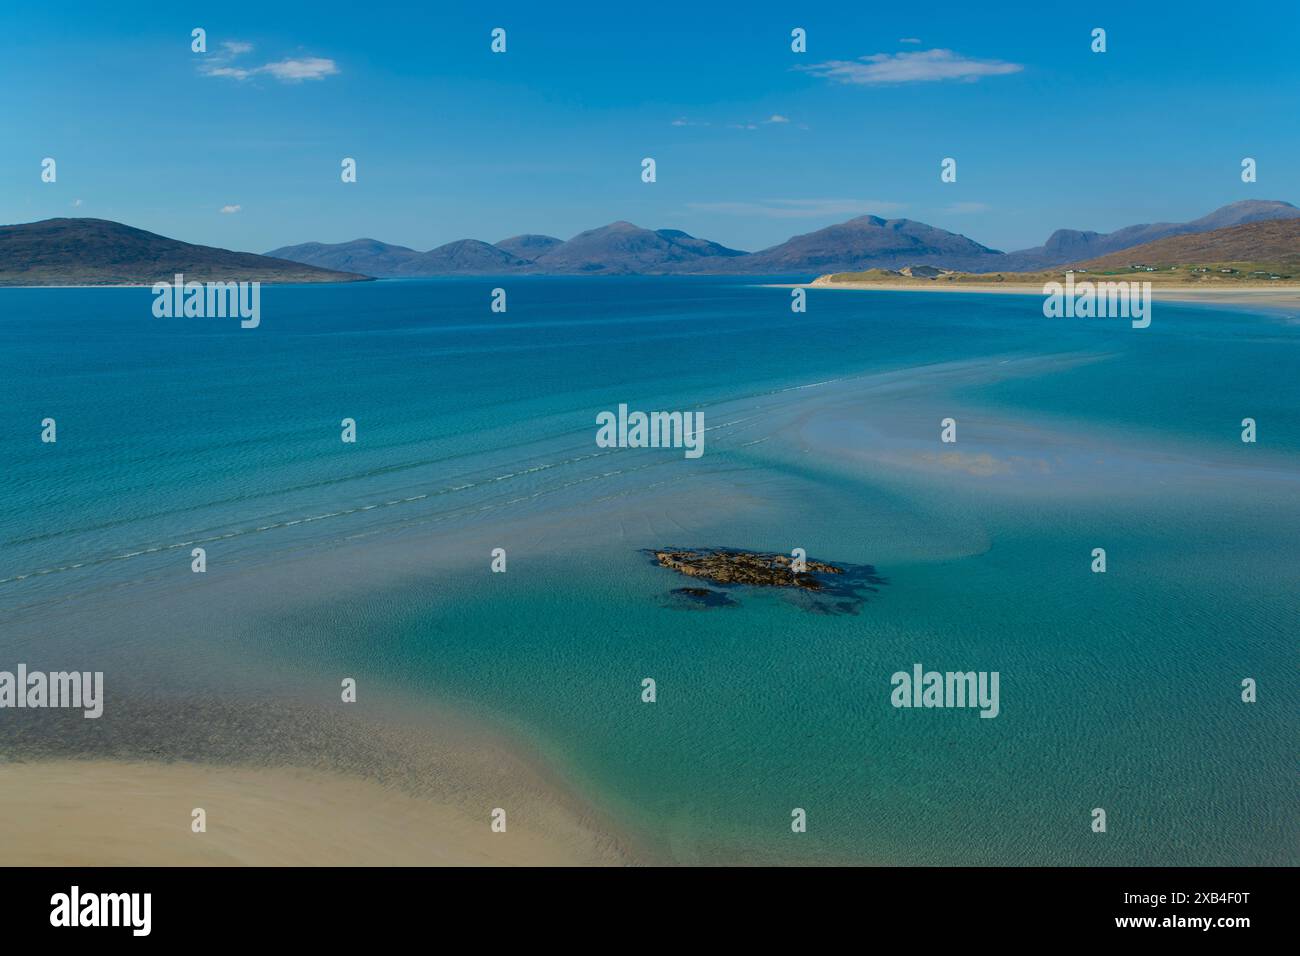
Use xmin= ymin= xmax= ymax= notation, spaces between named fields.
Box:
xmin=2 ymin=0 xmax=1298 ymax=254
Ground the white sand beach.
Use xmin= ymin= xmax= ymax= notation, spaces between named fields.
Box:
xmin=789 ymin=279 xmax=1300 ymax=310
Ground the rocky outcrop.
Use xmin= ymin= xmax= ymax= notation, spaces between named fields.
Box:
xmin=653 ymin=549 xmax=844 ymax=590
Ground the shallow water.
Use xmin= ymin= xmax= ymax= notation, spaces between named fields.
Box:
xmin=1 ymin=278 xmax=1295 ymax=864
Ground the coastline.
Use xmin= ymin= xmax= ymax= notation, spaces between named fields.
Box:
xmin=8 ymin=277 xmax=1300 ymax=310
xmin=777 ymin=279 xmax=1300 ymax=310
xmin=0 ymin=279 xmax=373 ymax=289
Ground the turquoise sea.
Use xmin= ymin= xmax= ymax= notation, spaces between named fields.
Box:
xmin=1 ymin=278 xmax=1296 ymax=864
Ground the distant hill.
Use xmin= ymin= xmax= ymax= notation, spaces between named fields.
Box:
xmin=712 ymin=215 xmax=1003 ymax=274
xmin=1000 ymin=200 xmax=1300 ymax=270
xmin=1077 ymin=217 xmax=1300 ymax=271
xmin=525 ymin=221 xmax=748 ymax=274
xmin=263 ymin=238 xmax=422 ymax=276
xmin=267 ymin=234 xmax=551 ymax=276
xmin=401 ymin=239 xmax=527 ymax=275
xmin=494 ymin=234 xmax=564 ymax=261
xmin=3 ymin=219 xmax=370 ymax=286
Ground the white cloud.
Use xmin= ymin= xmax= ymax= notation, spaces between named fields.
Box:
xmin=677 ymin=114 xmax=794 ymax=129
xmin=202 ymin=65 xmax=255 ymax=79
xmin=899 ymin=37 xmax=922 ymax=44
xmin=687 ymin=198 xmax=905 ymax=219
xmin=220 ymin=204 xmax=242 ymax=214
xmin=71 ymin=199 xmax=83 ymax=208
xmin=798 ymin=49 xmax=1023 ymax=85
xmin=259 ymin=57 xmax=339 ymax=82
xmin=944 ymin=202 xmax=990 ymax=214
xmin=199 ymin=42 xmax=339 ymax=83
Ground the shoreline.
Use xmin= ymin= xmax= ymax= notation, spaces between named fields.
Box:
xmin=778 ymin=280 xmax=1300 ymax=310
xmin=10 ymin=277 xmax=1300 ymax=310
xmin=0 ymin=279 xmax=373 ymax=289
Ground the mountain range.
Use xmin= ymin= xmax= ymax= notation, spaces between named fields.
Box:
xmin=265 ymin=200 xmax=1300 ymax=277
xmin=3 ymin=200 xmax=1297 ymax=287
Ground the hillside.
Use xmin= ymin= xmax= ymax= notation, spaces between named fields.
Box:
xmin=713 ymin=215 xmax=1003 ymax=274
xmin=524 ymin=221 xmax=748 ymax=274
xmin=494 ymin=234 xmax=564 ymax=260
xmin=399 ymin=239 xmax=527 ymax=275
xmin=2 ymin=219 xmax=370 ymax=286
xmin=815 ymin=218 xmax=1300 ymax=288
xmin=1001 ymin=199 xmax=1300 ymax=270
xmin=265 ymin=235 xmax=552 ymax=276
xmin=1077 ymin=217 xmax=1300 ymax=273
xmin=263 ymin=238 xmax=422 ymax=276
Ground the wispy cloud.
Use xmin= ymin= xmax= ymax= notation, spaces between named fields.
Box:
xmin=200 ymin=41 xmax=339 ymax=83
xmin=220 ymin=204 xmax=242 ymax=214
xmin=798 ymin=49 xmax=1023 ymax=85
xmin=676 ymin=113 xmax=797 ymax=129
xmin=687 ymin=198 xmax=905 ymax=219
xmin=899 ymin=37 xmax=922 ymax=44
xmin=71 ymin=199 xmax=83 ymax=208
xmin=202 ymin=66 xmax=254 ymax=79
xmin=944 ymin=201 xmax=990 ymax=214
xmin=259 ymin=57 xmax=340 ymax=82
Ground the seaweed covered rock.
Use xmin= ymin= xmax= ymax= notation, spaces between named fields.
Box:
xmin=652 ymin=549 xmax=844 ymax=590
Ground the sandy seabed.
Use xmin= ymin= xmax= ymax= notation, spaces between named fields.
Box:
xmin=0 ymin=759 xmax=629 ymax=866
